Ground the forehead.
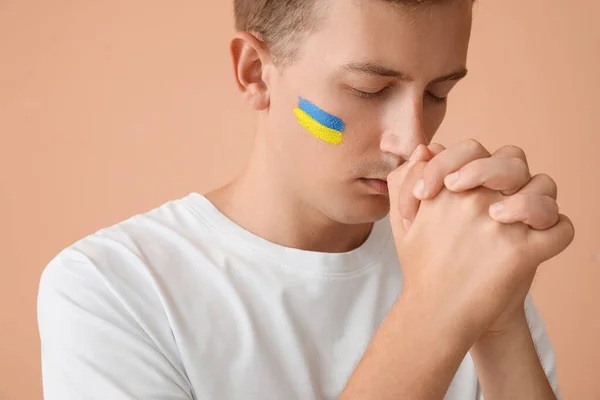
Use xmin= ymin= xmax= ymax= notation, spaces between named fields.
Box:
xmin=300 ymin=0 xmax=473 ymax=79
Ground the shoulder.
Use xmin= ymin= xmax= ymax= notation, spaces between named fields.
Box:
xmin=37 ymin=195 xmax=204 ymax=399
xmin=38 ymin=193 xmax=217 ymax=329
xmin=41 ymin=193 xmax=214 ymax=285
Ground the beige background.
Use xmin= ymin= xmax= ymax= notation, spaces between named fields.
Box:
xmin=1 ymin=1 xmax=599 ymax=399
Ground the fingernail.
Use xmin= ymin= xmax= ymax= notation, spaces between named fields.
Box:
xmin=446 ymin=171 xmax=460 ymax=187
xmin=413 ymin=180 xmax=426 ymax=198
xmin=402 ymin=218 xmax=412 ymax=231
xmin=490 ymin=202 xmax=505 ymax=217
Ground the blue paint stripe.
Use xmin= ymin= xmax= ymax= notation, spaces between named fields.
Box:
xmin=298 ymin=97 xmax=345 ymax=132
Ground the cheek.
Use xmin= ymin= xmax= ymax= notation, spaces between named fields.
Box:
xmin=292 ymin=97 xmax=347 ymax=146
xmin=288 ymin=117 xmax=364 ymax=181
xmin=272 ymin=93 xmax=378 ymax=174
xmin=275 ymin=106 xmax=341 ymax=164
xmin=325 ymin=118 xmax=379 ymax=153
xmin=341 ymin=108 xmax=386 ymax=149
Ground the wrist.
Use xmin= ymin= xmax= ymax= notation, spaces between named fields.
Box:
xmin=472 ymin=311 xmax=530 ymax=355
xmin=478 ymin=308 xmax=529 ymax=341
xmin=469 ymin=311 xmax=556 ymax=400
xmin=397 ymin=288 xmax=481 ymax=352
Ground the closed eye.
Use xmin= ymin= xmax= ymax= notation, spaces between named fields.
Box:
xmin=350 ymin=86 xmax=389 ymax=100
xmin=425 ymin=91 xmax=447 ymax=104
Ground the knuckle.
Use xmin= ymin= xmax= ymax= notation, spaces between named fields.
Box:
xmin=536 ymin=173 xmax=556 ymax=186
xmin=500 ymin=144 xmax=527 ymax=159
xmin=547 ymin=198 xmax=559 ymax=215
xmin=559 ymin=213 xmax=575 ymax=234
xmin=464 ymin=138 xmax=489 ymax=155
xmin=513 ymin=158 xmax=531 ymax=184
xmin=535 ymin=173 xmax=558 ymax=195
xmin=465 ymin=138 xmax=481 ymax=147
xmin=533 ymin=198 xmax=559 ymax=228
xmin=511 ymin=157 xmax=530 ymax=175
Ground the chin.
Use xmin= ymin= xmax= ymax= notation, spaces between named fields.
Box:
xmin=324 ymin=193 xmax=391 ymax=225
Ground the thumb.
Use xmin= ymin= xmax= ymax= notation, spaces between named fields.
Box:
xmin=527 ymin=214 xmax=575 ymax=264
xmin=388 ymin=145 xmax=435 ymax=238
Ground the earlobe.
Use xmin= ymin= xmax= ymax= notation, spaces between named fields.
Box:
xmin=230 ymin=32 xmax=271 ymax=110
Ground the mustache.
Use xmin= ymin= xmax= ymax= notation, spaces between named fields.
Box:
xmin=351 ymin=155 xmax=406 ymax=179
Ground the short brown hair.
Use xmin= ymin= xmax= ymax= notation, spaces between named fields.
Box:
xmin=234 ymin=0 xmax=455 ymax=66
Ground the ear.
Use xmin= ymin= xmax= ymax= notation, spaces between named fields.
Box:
xmin=230 ymin=32 xmax=272 ymax=111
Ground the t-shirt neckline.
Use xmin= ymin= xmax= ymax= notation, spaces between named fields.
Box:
xmin=184 ymin=193 xmax=392 ymax=277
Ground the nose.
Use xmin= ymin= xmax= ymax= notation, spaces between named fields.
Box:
xmin=379 ymin=97 xmax=428 ymax=161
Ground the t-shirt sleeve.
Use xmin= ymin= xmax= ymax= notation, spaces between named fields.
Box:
xmin=37 ymin=248 xmax=193 ymax=400
xmin=477 ymin=293 xmax=562 ymax=400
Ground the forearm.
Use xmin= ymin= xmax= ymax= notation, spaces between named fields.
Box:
xmin=470 ymin=312 xmax=557 ymax=400
xmin=340 ymin=291 xmax=478 ymax=400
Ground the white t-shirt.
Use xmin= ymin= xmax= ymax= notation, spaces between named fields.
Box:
xmin=38 ymin=193 xmax=561 ymax=400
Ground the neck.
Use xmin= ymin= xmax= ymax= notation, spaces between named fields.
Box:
xmin=205 ymin=133 xmax=373 ymax=254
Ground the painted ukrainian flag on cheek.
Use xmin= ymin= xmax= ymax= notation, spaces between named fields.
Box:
xmin=293 ymin=97 xmax=345 ymax=145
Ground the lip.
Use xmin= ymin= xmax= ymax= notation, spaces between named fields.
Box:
xmin=360 ymin=178 xmax=389 ymax=195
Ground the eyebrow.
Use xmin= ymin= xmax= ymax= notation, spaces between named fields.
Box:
xmin=341 ymin=61 xmax=468 ymax=83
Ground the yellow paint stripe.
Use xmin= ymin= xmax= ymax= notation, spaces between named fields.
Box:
xmin=294 ymin=108 xmax=343 ymax=145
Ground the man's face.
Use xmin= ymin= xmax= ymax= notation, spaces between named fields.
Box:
xmin=264 ymin=0 xmax=472 ymax=224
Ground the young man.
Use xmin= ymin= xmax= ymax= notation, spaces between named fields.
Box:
xmin=38 ymin=0 xmax=574 ymax=399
